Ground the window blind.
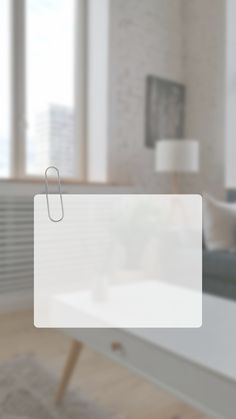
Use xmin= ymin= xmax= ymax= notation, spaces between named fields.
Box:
xmin=0 ymin=196 xmax=33 ymax=293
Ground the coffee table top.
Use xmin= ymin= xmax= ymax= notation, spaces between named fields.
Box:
xmin=128 ymin=293 xmax=236 ymax=382
xmin=51 ymin=283 xmax=235 ymax=383
xmin=56 ymin=289 xmax=236 ymax=419
xmin=51 ymin=279 xmax=201 ymax=328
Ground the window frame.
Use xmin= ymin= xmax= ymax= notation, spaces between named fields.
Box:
xmin=8 ymin=0 xmax=88 ymax=182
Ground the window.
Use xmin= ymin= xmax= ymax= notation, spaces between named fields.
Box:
xmin=26 ymin=0 xmax=75 ymax=177
xmin=0 ymin=0 xmax=10 ymax=177
xmin=1 ymin=0 xmax=87 ymax=180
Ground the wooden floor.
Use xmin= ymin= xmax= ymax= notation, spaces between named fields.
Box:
xmin=0 ymin=310 xmax=212 ymax=419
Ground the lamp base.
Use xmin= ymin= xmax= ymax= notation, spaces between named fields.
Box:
xmin=171 ymin=173 xmax=179 ymax=194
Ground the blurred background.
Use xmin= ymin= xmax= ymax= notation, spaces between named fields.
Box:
xmin=0 ymin=0 xmax=236 ymax=418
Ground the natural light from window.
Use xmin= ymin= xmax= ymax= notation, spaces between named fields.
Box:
xmin=26 ymin=0 xmax=75 ymax=178
xmin=0 ymin=0 xmax=10 ymax=177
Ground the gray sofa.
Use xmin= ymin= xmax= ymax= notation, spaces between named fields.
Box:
xmin=203 ymin=250 xmax=236 ymax=300
xmin=203 ymin=190 xmax=236 ymax=301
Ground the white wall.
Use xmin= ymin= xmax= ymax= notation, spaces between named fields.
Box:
xmin=87 ymin=0 xmax=110 ymax=182
xmin=183 ymin=0 xmax=226 ymax=197
xmin=107 ymin=0 xmax=227 ymax=196
xmin=108 ymin=0 xmax=184 ymax=192
xmin=225 ymin=0 xmax=236 ymax=189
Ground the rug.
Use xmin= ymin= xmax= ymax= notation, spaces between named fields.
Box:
xmin=0 ymin=355 xmax=120 ymax=419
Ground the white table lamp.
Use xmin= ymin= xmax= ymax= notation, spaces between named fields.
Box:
xmin=155 ymin=139 xmax=199 ymax=193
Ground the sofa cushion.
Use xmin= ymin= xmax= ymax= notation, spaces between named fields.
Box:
xmin=203 ymin=250 xmax=236 ymax=282
xmin=203 ymin=194 xmax=236 ymax=251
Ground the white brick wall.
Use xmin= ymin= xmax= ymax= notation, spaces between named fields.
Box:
xmin=183 ymin=0 xmax=225 ymax=197
xmin=108 ymin=0 xmax=184 ymax=192
xmin=108 ymin=0 xmax=226 ymax=196
xmin=225 ymin=0 xmax=236 ymax=189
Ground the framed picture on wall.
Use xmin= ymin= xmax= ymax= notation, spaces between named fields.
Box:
xmin=145 ymin=75 xmax=185 ymax=148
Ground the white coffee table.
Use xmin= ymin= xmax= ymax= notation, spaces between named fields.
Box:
xmin=49 ymin=280 xmax=201 ymax=328
xmin=55 ymin=293 xmax=236 ymax=419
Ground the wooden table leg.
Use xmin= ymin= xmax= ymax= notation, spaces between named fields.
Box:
xmin=55 ymin=339 xmax=83 ymax=404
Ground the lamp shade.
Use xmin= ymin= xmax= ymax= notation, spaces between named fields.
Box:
xmin=155 ymin=139 xmax=199 ymax=173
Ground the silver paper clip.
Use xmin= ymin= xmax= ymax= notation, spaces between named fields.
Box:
xmin=45 ymin=166 xmax=64 ymax=222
